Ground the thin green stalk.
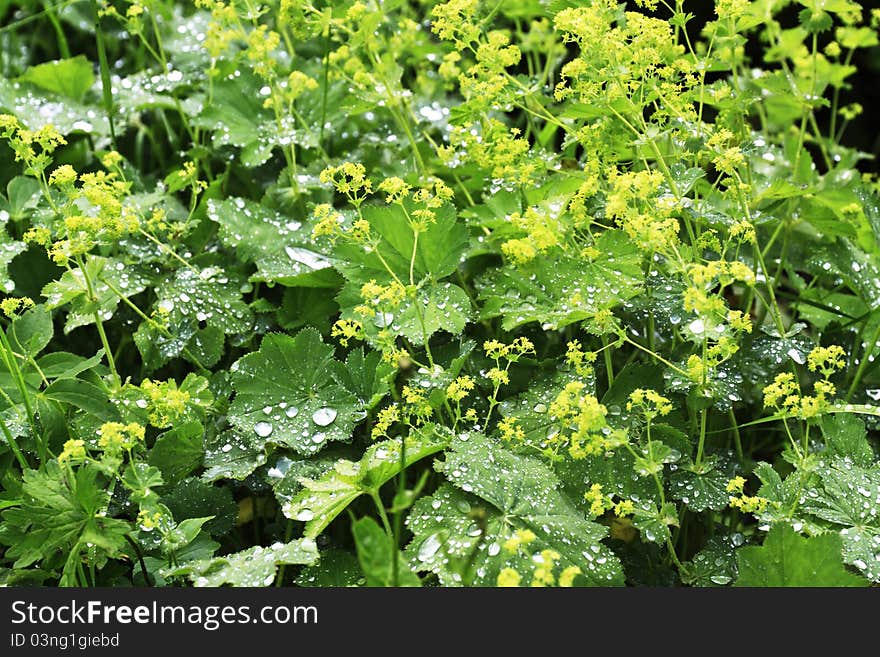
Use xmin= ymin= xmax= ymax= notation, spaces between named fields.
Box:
xmin=91 ymin=0 xmax=117 ymax=147
xmin=846 ymin=320 xmax=880 ymax=402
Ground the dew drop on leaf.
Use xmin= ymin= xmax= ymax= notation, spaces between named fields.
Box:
xmin=254 ymin=421 xmax=273 ymax=437
xmin=312 ymin=407 xmax=337 ymax=426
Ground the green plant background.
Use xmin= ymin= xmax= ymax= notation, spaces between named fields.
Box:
xmin=0 ymin=0 xmax=879 ymax=587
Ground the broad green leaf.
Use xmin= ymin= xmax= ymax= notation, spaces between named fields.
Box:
xmin=682 ymin=536 xmax=739 ymax=587
xmin=228 ymin=329 xmax=360 ymax=455
xmin=669 ymin=455 xmax=736 ymax=513
xmin=819 ymin=415 xmax=873 ymax=467
xmin=0 ymin=78 xmax=112 ymax=137
xmin=352 ymin=516 xmax=421 ymax=587
xmin=35 ymin=350 xmax=104 ymax=380
xmin=284 ymin=425 xmax=450 ymax=537
xmin=162 ymin=478 xmax=237 ymax=537
xmin=149 ymin=422 xmax=205 ymax=486
xmin=406 ymin=433 xmax=624 ymax=586
xmin=42 ymin=378 xmax=119 ymax=421
xmin=330 ymin=347 xmax=394 ymax=410
xmin=336 ymin=203 xmax=469 ymax=282
xmin=277 ymin=287 xmax=339 ymax=334
xmin=19 ymin=56 xmax=95 ymax=102
xmin=7 ymin=304 xmax=52 ymax=357
xmin=202 ymin=430 xmax=267 ymax=483
xmin=297 ymin=549 xmax=363 ymax=587
xmin=337 ymin=279 xmax=471 ymax=345
xmin=0 ymin=463 xmax=130 ymax=580
xmin=735 ymin=524 xmax=866 ymax=587
xmin=192 ymin=74 xmax=315 ymax=168
xmin=802 ymin=458 xmax=880 ymax=582
xmin=207 ymin=198 xmax=339 ymax=287
xmin=3 ymin=176 xmax=41 ymax=220
xmin=42 ymin=256 xmax=149 ymax=333
xmin=164 ymin=538 xmax=319 ymax=587
xmin=155 ymin=265 xmax=253 ymax=335
xmin=477 ymin=230 xmax=643 ymax=330
xmin=333 ymin=202 xmax=471 ymax=344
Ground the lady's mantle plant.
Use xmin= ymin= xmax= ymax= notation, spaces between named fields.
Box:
xmin=0 ymin=0 xmax=879 ymax=587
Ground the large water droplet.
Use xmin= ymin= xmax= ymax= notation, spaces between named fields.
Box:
xmin=312 ymin=407 xmax=337 ymax=426
xmin=417 ymin=533 xmax=442 ymax=561
xmin=254 ymin=421 xmax=273 ymax=437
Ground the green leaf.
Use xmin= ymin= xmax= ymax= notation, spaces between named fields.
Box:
xmin=477 ymin=230 xmax=643 ymax=330
xmin=5 ymin=176 xmax=41 ymax=219
xmin=42 ymin=378 xmax=119 ymax=421
xmin=7 ymin=304 xmax=52 ymax=358
xmin=0 ymin=463 xmax=130 ymax=580
xmin=819 ymin=415 xmax=874 ymax=467
xmin=682 ymin=536 xmax=738 ymax=587
xmin=42 ymin=257 xmax=149 ymax=333
xmin=296 ymin=549 xmax=362 ymax=587
xmin=352 ymin=517 xmax=421 ymax=587
xmin=337 ymin=279 xmax=471 ymax=345
xmin=207 ymin=198 xmax=339 ymax=287
xmin=277 ymin=287 xmax=340 ymax=334
xmin=406 ymin=434 xmax=624 ymax=586
xmin=162 ymin=478 xmax=237 ymax=537
xmin=228 ymin=329 xmax=360 ymax=455
xmin=164 ymin=538 xmax=319 ymax=586
xmin=35 ymin=350 xmax=104 ymax=380
xmin=284 ymin=425 xmax=450 ymax=537
xmin=155 ymin=265 xmax=253 ymax=335
xmin=0 ymin=78 xmax=112 ymax=137
xmin=330 ymin=347 xmax=394 ymax=410
xmin=735 ymin=524 xmax=867 ymax=587
xmin=192 ymin=73 xmax=315 ymax=168
xmin=802 ymin=458 xmax=880 ymax=582
xmin=202 ymin=430 xmax=267 ymax=483
xmin=19 ymin=56 xmax=95 ymax=102
xmin=669 ymin=455 xmax=736 ymax=513
xmin=148 ymin=422 xmax=205 ymax=486
xmin=333 ymin=202 xmax=471 ymax=344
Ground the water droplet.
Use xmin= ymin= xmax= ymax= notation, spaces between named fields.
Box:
xmin=312 ymin=407 xmax=337 ymax=426
xmin=417 ymin=534 xmax=442 ymax=561
xmin=285 ymin=406 xmax=299 ymax=418
xmin=296 ymin=509 xmax=314 ymax=522
xmin=254 ymin=421 xmax=273 ymax=437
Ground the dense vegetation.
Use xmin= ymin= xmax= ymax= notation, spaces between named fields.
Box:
xmin=1 ymin=0 xmax=879 ymax=587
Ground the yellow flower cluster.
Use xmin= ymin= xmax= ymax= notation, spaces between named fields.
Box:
xmin=58 ymin=438 xmax=86 ymax=464
xmin=565 ymin=340 xmax=597 ymax=378
xmin=98 ymin=422 xmax=146 ymax=453
xmin=444 ymin=120 xmax=535 ymax=185
xmin=483 ymin=337 xmax=535 ymax=361
xmin=0 ymin=115 xmax=66 ymax=176
xmin=501 ymin=206 xmax=563 ymax=265
xmin=503 ymin=528 xmax=537 ymax=554
xmin=547 ymin=382 xmax=626 ymax=459
xmin=627 ymin=388 xmax=673 ymax=419
xmin=584 ymin=483 xmax=613 ymax=517
xmin=498 ymin=416 xmax=525 ymax=442
xmin=319 ymin=162 xmax=372 ymax=207
xmin=446 ymin=375 xmax=475 ymax=403
xmin=0 ymin=296 xmax=34 ymax=318
xmin=605 ymin=169 xmax=679 ymax=254
xmin=806 ymin=345 xmax=846 ymax=378
xmin=726 ymin=478 xmax=768 ymax=513
xmin=331 ymin=319 xmax=364 ymax=347
xmin=140 ymin=379 xmax=191 ymax=427
xmin=371 ymin=405 xmax=399 ymax=440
